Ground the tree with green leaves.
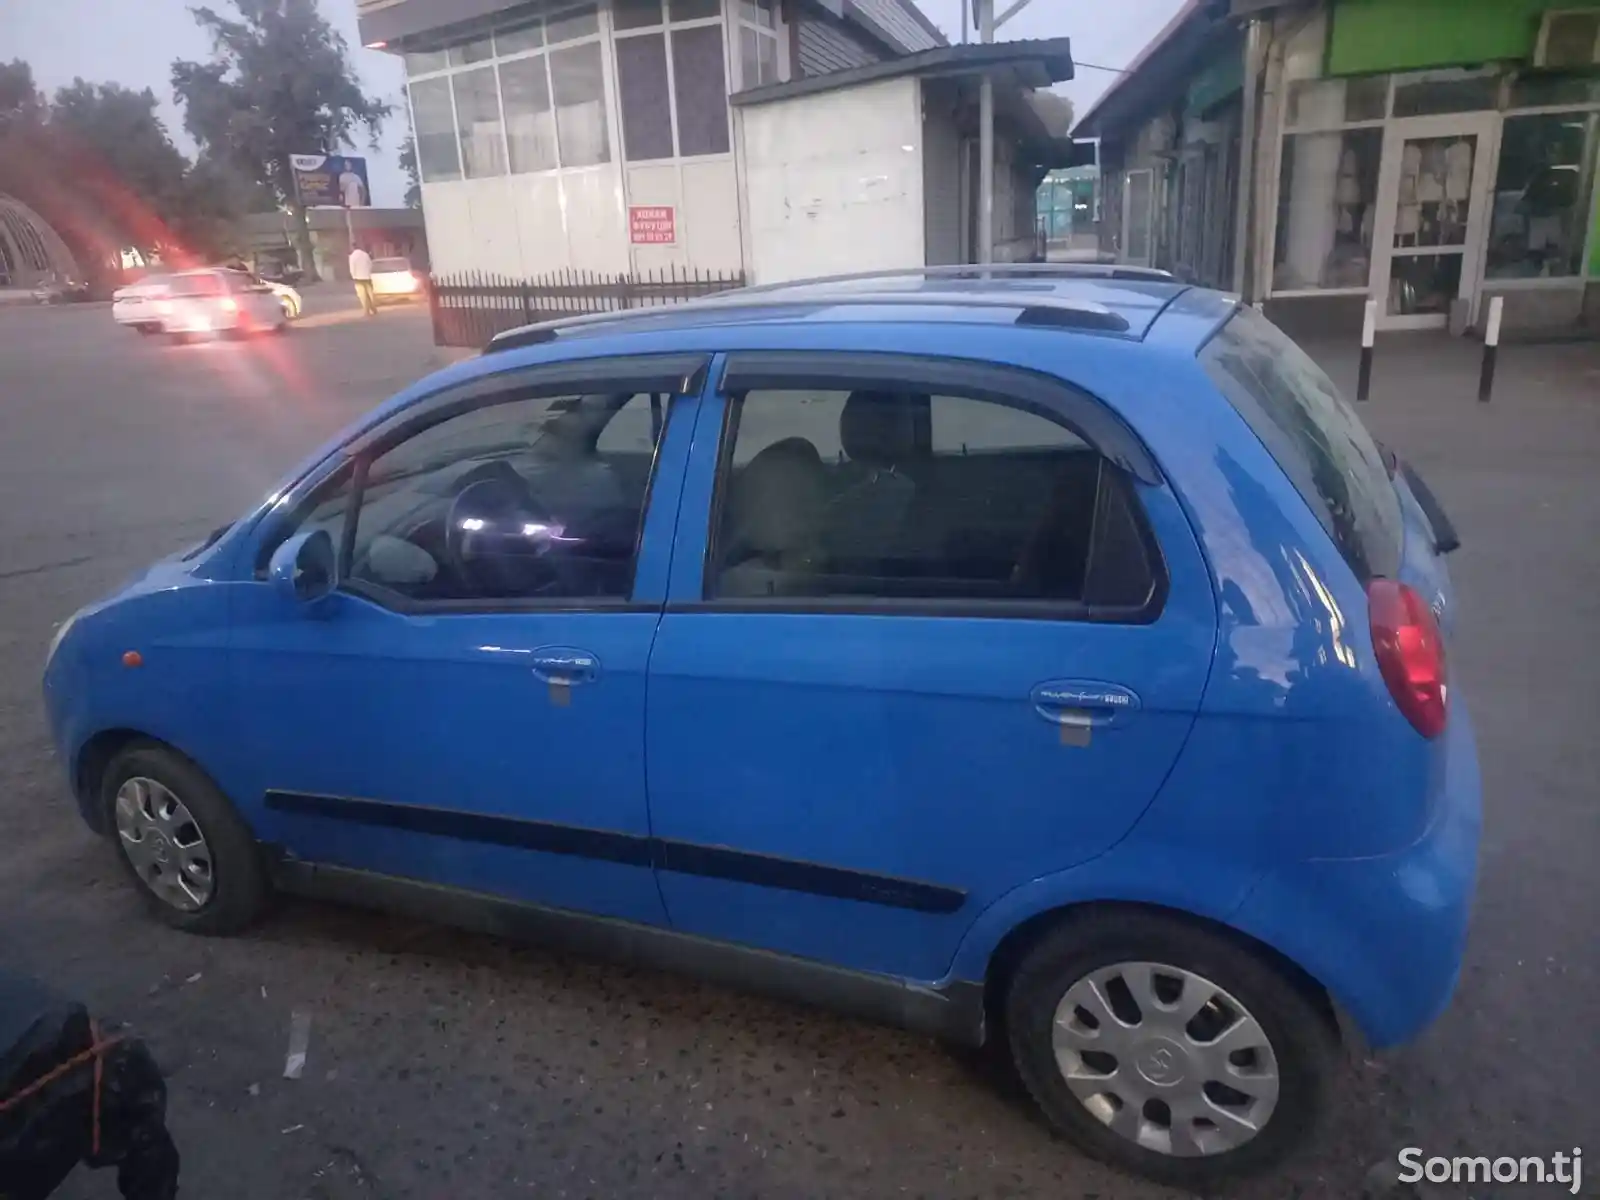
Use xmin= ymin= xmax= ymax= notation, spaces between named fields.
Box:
xmin=172 ymin=0 xmax=391 ymax=281
xmin=1 ymin=59 xmax=242 ymax=279
xmin=398 ymin=134 xmax=421 ymax=209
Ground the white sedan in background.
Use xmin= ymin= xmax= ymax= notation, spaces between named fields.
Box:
xmin=112 ymin=274 xmax=174 ymax=334
xmin=370 ymin=256 xmax=424 ymax=304
xmin=143 ymin=269 xmax=289 ymax=341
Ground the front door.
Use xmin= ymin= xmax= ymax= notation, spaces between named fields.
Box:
xmin=231 ymin=357 xmax=704 ymax=926
xmin=644 ymin=352 xmax=1217 ymax=983
xmin=1371 ymin=114 xmax=1496 ymax=330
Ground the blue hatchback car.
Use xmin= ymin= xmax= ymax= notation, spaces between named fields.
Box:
xmin=43 ymin=267 xmax=1479 ymax=1184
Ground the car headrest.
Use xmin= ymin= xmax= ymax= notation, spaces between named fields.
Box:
xmin=726 ymin=437 xmax=827 ymax=560
xmin=840 ymin=391 xmax=920 ymax=468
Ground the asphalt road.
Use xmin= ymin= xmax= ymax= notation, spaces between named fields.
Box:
xmin=1 ymin=298 xmax=1594 ymax=1199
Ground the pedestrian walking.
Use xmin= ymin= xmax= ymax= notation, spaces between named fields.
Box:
xmin=349 ymin=243 xmax=376 ymax=316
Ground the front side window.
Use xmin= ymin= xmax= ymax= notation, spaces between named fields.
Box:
xmin=707 ymin=386 xmax=1156 ymax=610
xmin=269 ymin=388 xmax=671 ymax=606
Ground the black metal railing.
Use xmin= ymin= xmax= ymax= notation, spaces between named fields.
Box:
xmin=427 ymin=264 xmax=747 ymax=348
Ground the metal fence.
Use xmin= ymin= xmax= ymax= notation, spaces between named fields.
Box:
xmin=427 ymin=264 xmax=747 ymax=348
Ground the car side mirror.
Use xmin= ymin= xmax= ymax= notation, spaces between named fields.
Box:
xmin=268 ymin=529 xmax=339 ymax=606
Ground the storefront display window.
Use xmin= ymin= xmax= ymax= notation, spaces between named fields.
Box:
xmin=1286 ymin=76 xmax=1386 ymax=127
xmin=1486 ymin=112 xmax=1600 ymax=280
xmin=1391 ymin=72 xmax=1497 ymax=118
xmin=1273 ymin=128 xmax=1382 ymax=291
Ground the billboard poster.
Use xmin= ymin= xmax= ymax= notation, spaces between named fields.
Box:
xmin=291 ymin=154 xmax=370 ymax=208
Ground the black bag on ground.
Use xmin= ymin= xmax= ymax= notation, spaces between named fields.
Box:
xmin=0 ymin=967 xmax=179 ymax=1199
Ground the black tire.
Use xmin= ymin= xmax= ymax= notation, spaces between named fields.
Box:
xmin=100 ymin=742 xmax=270 ymax=935
xmin=135 ymin=324 xmax=156 ymax=336
xmin=1004 ymin=909 xmax=1337 ymax=1187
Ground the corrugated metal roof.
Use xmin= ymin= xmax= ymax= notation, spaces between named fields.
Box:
xmin=731 ymin=37 xmax=1074 ymax=106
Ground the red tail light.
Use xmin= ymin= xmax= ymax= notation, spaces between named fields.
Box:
xmin=1368 ymin=579 xmax=1448 ymax=738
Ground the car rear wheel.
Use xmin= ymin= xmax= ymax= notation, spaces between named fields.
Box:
xmin=102 ymin=743 xmax=269 ymax=934
xmin=1004 ymin=910 xmax=1336 ymax=1186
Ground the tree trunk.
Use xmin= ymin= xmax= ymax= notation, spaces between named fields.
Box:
xmin=285 ymin=198 xmax=319 ymax=283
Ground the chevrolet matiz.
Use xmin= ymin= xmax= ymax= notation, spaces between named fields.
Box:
xmin=42 ymin=266 xmax=1480 ymax=1185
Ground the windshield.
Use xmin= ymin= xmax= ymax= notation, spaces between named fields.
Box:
xmin=1200 ymin=306 xmax=1403 ymax=582
xmin=373 ymin=258 xmax=411 ymax=273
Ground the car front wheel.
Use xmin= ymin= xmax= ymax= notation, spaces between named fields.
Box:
xmin=1004 ymin=910 xmax=1336 ymax=1186
xmin=102 ymin=742 xmax=269 ymax=934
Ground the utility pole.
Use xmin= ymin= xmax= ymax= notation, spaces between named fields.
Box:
xmin=977 ymin=0 xmax=995 ymax=265
xmin=973 ymin=0 xmax=1037 ymax=265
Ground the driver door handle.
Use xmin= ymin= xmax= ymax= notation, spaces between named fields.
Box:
xmin=529 ymin=646 xmax=599 ymax=687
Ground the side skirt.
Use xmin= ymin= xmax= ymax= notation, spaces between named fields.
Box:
xmin=273 ymin=860 xmax=988 ymax=1047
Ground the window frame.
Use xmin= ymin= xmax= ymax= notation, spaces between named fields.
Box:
xmin=693 ymin=352 xmax=1169 ymax=624
xmin=403 ymin=3 xmax=610 ymax=181
xmin=609 ymin=0 xmax=733 ymax=163
xmin=252 ymin=354 xmax=710 ymax=615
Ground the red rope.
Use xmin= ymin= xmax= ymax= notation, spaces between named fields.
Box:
xmin=0 ymin=1020 xmax=125 ymax=1155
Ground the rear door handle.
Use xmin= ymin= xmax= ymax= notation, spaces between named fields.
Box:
xmin=529 ymin=646 xmax=600 ymax=687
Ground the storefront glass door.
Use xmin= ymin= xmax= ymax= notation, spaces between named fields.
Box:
xmin=1371 ymin=114 xmax=1496 ymax=329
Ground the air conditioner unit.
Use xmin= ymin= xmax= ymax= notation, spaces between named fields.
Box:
xmin=1533 ymin=8 xmax=1600 ymax=69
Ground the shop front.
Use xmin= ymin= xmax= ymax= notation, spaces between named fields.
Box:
xmin=1076 ymin=0 xmax=1600 ymax=337
xmin=1267 ymin=11 xmax=1600 ymax=333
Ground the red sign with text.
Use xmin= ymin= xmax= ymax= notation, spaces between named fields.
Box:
xmin=629 ymin=205 xmax=677 ymax=245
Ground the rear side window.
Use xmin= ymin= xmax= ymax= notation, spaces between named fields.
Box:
xmin=707 ymin=386 xmax=1158 ymax=614
xmin=1200 ymin=307 xmax=1401 ymax=581
xmin=171 ymin=273 xmax=224 ymax=298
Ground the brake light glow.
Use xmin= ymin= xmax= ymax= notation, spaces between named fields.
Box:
xmin=1368 ymin=579 xmax=1448 ymax=738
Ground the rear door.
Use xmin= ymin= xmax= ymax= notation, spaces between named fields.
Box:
xmin=646 ymin=352 xmax=1218 ymax=981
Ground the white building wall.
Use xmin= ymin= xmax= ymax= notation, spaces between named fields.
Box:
xmin=624 ymin=160 xmax=743 ymax=274
xmin=420 ymin=164 xmax=636 ymax=277
xmin=737 ymin=77 xmax=926 ymax=284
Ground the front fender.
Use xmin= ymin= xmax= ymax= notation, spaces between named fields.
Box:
xmin=937 ymin=840 xmax=1268 ymax=986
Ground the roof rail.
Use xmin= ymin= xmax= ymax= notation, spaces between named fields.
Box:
xmin=728 ymin=262 xmax=1177 ymax=293
xmin=482 ymin=288 xmax=1134 ymax=353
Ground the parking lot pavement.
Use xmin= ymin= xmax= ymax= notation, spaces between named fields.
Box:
xmin=2 ymin=303 xmax=1595 ymax=1198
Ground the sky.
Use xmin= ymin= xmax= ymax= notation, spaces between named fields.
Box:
xmin=4 ymin=0 xmax=1185 ymax=208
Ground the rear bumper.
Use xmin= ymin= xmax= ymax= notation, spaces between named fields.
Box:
xmin=1231 ymin=699 xmax=1482 ymax=1049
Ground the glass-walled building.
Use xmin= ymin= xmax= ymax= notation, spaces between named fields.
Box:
xmin=1075 ymin=0 xmax=1600 ymax=336
xmin=355 ymin=0 xmax=944 ymax=277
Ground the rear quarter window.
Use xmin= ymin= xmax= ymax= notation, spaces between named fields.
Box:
xmin=1200 ymin=306 xmax=1402 ymax=582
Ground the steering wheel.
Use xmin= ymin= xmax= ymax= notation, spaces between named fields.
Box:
xmin=443 ymin=460 xmax=579 ymax=597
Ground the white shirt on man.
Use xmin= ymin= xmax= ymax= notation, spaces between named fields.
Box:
xmin=339 ymin=169 xmax=366 ymax=208
xmin=348 ymin=247 xmax=373 ymax=281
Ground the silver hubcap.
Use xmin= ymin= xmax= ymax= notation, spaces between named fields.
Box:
xmin=1052 ymin=962 xmax=1280 ymax=1157
xmin=114 ymin=777 xmax=215 ymax=912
